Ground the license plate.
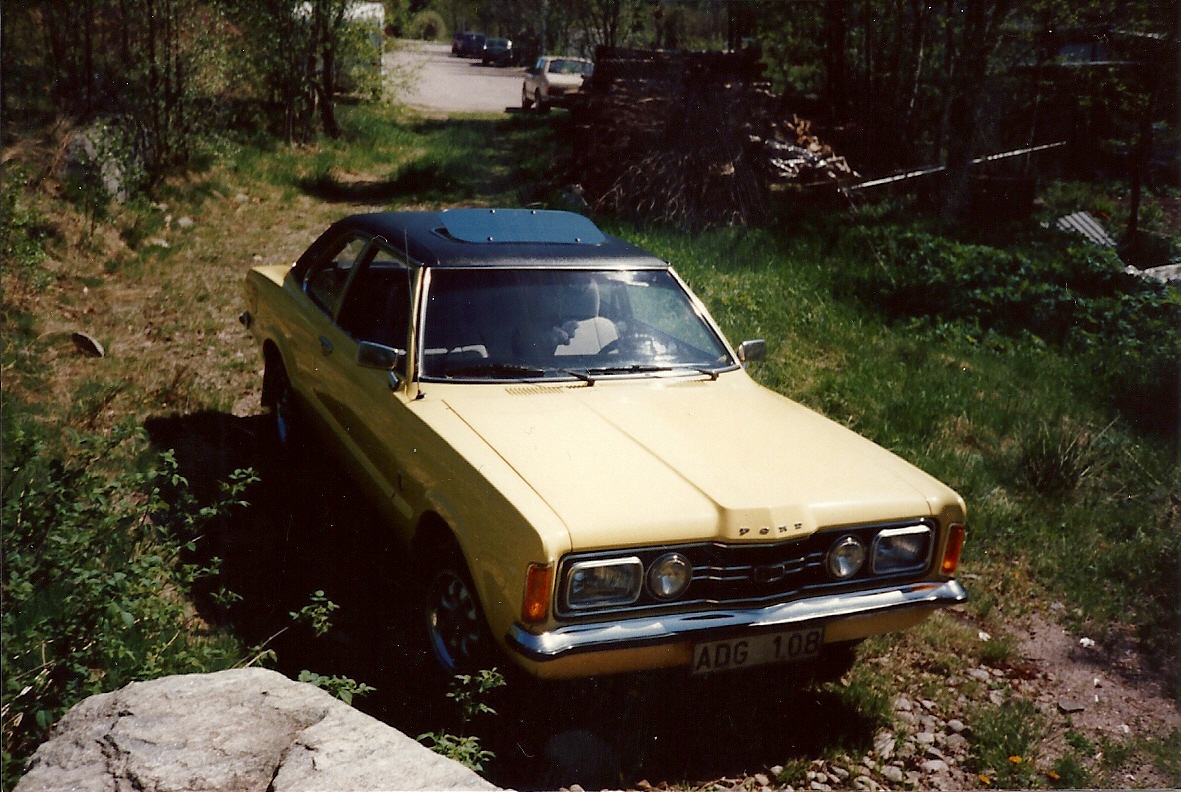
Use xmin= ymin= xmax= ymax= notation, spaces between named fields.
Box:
xmin=691 ymin=627 xmax=823 ymax=674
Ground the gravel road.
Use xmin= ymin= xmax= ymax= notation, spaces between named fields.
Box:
xmin=388 ymin=40 xmax=525 ymax=114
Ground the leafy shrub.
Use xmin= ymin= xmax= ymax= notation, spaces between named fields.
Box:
xmin=406 ymin=10 xmax=447 ymax=41
xmin=419 ymin=669 xmax=506 ymax=772
xmin=1 ymin=416 xmax=250 ymax=787
xmin=837 ymin=227 xmax=1181 ymax=438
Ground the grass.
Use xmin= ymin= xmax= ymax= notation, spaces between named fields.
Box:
xmin=3 ymin=99 xmax=1179 ymax=788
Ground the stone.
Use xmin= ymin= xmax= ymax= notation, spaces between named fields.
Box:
xmin=921 ymin=759 xmax=949 ymax=774
xmin=916 ymin=731 xmax=936 ymax=745
xmin=893 ymin=696 xmax=913 ymax=712
xmin=1058 ymin=698 xmax=1086 ymax=714
xmin=830 ymin=766 xmax=850 ymax=780
xmin=945 ymin=733 xmax=969 ymax=752
xmin=881 ymin=764 xmax=905 ymax=784
xmin=873 ymin=730 xmax=896 ymax=760
xmin=15 ymin=668 xmax=498 ymax=792
xmin=947 ymin=719 xmax=966 ymax=733
xmin=967 ymin=667 xmax=992 ymax=682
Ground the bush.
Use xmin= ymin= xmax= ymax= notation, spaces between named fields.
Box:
xmin=836 ymin=227 xmax=1181 ymax=438
xmin=407 ymin=10 xmax=447 ymax=41
xmin=1 ymin=416 xmax=250 ymax=787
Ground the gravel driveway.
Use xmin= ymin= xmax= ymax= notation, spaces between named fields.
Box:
xmin=388 ymin=40 xmax=525 ymax=114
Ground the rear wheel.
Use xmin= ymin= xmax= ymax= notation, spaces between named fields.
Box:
xmin=264 ymin=354 xmax=301 ymax=449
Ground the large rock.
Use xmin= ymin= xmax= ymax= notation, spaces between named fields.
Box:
xmin=15 ymin=668 xmax=500 ymax=792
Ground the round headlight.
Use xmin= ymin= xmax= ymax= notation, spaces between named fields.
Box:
xmin=646 ymin=553 xmax=692 ymax=600
xmin=826 ymin=535 xmax=867 ymax=580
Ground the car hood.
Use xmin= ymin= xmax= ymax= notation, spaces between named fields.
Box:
xmin=437 ymin=372 xmax=960 ymax=549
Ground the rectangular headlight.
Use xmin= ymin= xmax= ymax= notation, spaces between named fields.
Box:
xmin=871 ymin=525 xmax=933 ymax=574
xmin=565 ymin=557 xmax=643 ymax=609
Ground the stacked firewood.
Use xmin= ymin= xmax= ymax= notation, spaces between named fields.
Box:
xmin=568 ymin=49 xmax=858 ymax=228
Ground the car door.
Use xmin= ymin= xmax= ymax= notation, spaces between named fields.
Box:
xmin=314 ymin=243 xmax=420 ymax=524
xmin=286 ymin=231 xmax=372 ymax=437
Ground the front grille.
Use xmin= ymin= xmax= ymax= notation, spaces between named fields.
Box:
xmin=555 ymin=519 xmax=936 ymax=620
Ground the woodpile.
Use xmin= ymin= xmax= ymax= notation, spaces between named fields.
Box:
xmin=568 ymin=48 xmax=858 ymax=228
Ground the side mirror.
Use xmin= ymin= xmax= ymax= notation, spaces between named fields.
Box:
xmin=737 ymin=339 xmax=766 ymax=363
xmin=357 ymin=340 xmax=405 ymax=372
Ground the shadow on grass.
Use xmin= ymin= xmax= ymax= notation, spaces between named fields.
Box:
xmin=144 ymin=409 xmax=884 ymax=791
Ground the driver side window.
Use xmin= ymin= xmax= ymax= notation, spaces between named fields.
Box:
xmin=305 ymin=234 xmax=368 ymax=317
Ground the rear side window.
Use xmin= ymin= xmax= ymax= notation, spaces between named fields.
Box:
xmin=305 ymin=235 xmax=368 ymax=316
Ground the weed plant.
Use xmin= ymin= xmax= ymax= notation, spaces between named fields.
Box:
xmin=1 ymin=411 xmax=251 ymax=787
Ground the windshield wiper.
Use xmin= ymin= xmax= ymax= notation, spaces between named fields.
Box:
xmin=585 ymin=363 xmax=674 ymax=376
xmin=444 ymin=362 xmax=548 ymax=380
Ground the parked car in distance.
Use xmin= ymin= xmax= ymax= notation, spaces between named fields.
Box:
xmin=481 ymin=37 xmax=514 ymax=66
xmin=452 ymin=32 xmax=485 ymax=58
xmin=240 ymin=208 xmax=969 ymax=681
xmin=522 ymin=56 xmax=593 ymax=111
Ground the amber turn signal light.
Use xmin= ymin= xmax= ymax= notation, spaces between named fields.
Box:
xmin=941 ymin=524 xmax=965 ymax=575
xmin=522 ymin=563 xmax=554 ymax=624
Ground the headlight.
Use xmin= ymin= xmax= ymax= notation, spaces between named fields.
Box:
xmin=826 ymin=535 xmax=867 ymax=580
xmin=646 ymin=553 xmax=692 ymax=600
xmin=872 ymin=525 xmax=933 ymax=574
xmin=565 ymin=557 xmax=643 ymax=609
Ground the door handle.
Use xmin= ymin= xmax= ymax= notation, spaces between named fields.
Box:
xmin=319 ymin=336 xmax=334 ymax=355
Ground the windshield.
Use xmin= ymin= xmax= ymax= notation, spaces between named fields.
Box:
xmin=420 ymin=269 xmax=734 ymax=381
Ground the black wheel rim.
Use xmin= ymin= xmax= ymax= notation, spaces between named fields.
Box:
xmin=426 ymin=568 xmax=481 ymax=673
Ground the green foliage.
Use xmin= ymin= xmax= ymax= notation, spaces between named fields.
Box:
xmin=296 ymin=670 xmax=376 ymax=705
xmin=418 ymin=669 xmax=506 ymax=772
xmin=290 ymin=590 xmax=340 ymax=637
xmin=0 ymin=168 xmax=51 ymax=286
xmin=836 ymin=224 xmax=1181 ymax=435
xmin=969 ymin=697 xmax=1045 ymax=788
xmin=407 ymin=10 xmax=447 ymax=40
xmin=1 ymin=415 xmax=252 ymax=788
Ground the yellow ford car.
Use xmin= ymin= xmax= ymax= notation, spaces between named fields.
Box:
xmin=241 ymin=209 xmax=967 ymax=680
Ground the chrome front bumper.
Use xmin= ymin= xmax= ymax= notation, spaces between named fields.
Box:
xmin=507 ymin=579 xmax=967 ymax=663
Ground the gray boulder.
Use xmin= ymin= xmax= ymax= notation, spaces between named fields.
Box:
xmin=16 ymin=668 xmax=500 ymax=792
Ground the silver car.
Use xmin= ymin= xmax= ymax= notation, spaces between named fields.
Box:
xmin=522 ymin=56 xmax=593 ymax=111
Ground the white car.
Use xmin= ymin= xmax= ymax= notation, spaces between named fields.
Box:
xmin=522 ymin=56 xmax=593 ymax=111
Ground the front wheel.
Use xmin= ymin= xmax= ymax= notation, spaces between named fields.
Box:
xmin=521 ymin=84 xmax=533 ymax=109
xmin=423 ymin=547 xmax=495 ymax=675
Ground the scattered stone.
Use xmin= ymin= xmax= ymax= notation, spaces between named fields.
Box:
xmin=70 ymin=332 xmax=106 ymax=358
xmin=1057 ymin=698 xmax=1086 ymax=714
xmin=809 ymin=783 xmax=831 ymax=791
xmin=873 ymin=731 xmax=895 ymax=760
xmin=896 ymin=710 xmax=916 ymax=724
xmin=830 ymin=766 xmax=850 ymax=780
xmin=754 ymin=773 xmax=770 ymax=786
xmin=919 ymin=699 xmax=936 ymax=710
xmin=893 ymin=696 xmax=913 ymax=712
xmin=853 ymin=774 xmax=880 ymax=791
xmin=945 ymin=733 xmax=969 ymax=752
xmin=881 ymin=765 xmax=905 ymax=784
xmin=176 ymin=216 xmax=195 ymax=229
xmin=235 ymin=193 xmax=250 ymax=203
xmin=921 ymin=759 xmax=949 ymax=774
xmin=916 ymin=732 xmax=936 ymax=745
xmin=947 ymin=719 xmax=966 ymax=733
xmin=968 ymin=667 xmax=992 ymax=682
xmin=989 ymin=690 xmax=1005 ymax=705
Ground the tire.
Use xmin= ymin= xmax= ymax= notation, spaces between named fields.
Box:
xmin=536 ymin=89 xmax=549 ymax=113
xmin=264 ymin=354 xmax=301 ymax=449
xmin=422 ymin=544 xmax=495 ymax=675
xmin=521 ymin=84 xmax=533 ymax=109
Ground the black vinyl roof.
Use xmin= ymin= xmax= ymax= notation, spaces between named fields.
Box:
xmin=314 ymin=209 xmax=669 ymax=270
